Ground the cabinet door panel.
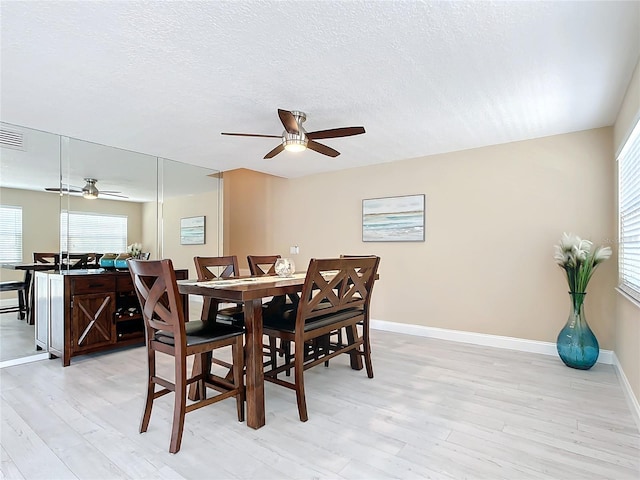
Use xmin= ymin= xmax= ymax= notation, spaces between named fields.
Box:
xmin=71 ymin=293 xmax=116 ymax=351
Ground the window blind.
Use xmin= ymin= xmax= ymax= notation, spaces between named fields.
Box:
xmin=60 ymin=211 xmax=127 ymax=253
xmin=0 ymin=205 xmax=22 ymax=262
xmin=618 ymin=119 xmax=640 ymax=302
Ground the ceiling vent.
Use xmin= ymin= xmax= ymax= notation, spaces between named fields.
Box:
xmin=0 ymin=129 xmax=25 ymax=151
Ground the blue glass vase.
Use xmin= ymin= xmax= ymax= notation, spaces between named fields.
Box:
xmin=556 ymin=292 xmax=599 ymax=370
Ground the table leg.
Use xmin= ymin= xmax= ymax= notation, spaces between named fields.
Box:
xmin=24 ymin=269 xmax=33 ymax=324
xmin=244 ymin=299 xmax=265 ymax=429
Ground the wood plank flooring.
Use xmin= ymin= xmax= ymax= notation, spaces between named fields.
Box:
xmin=1 ymin=330 xmax=638 ymax=479
xmin=0 ymin=313 xmax=38 ymax=362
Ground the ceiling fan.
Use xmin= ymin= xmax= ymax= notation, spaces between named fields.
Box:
xmin=221 ymin=109 xmax=365 ymax=159
xmin=45 ymin=178 xmax=128 ymax=199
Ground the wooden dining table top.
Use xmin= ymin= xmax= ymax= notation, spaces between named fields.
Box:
xmin=0 ymin=262 xmax=58 ymax=271
xmin=177 ymin=272 xmax=308 ymax=300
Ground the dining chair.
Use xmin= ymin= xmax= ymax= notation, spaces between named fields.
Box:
xmin=62 ymin=253 xmax=92 ymax=269
xmin=128 ymin=258 xmax=245 ymax=454
xmin=246 ymin=254 xmax=280 ymax=276
xmin=247 ymin=254 xmax=299 ymax=370
xmin=263 ymin=256 xmax=380 ymax=421
xmin=0 ymin=274 xmax=28 ymax=319
xmin=33 ymin=252 xmax=60 ymax=268
xmin=194 ymin=255 xmax=244 ymax=325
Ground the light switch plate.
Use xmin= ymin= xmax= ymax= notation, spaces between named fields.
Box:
xmin=290 ymin=245 xmax=299 ymax=254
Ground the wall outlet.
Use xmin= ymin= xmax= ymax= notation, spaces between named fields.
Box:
xmin=289 ymin=245 xmax=299 ymax=255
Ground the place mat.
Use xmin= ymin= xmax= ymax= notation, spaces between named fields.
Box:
xmin=182 ymin=272 xmax=307 ymax=289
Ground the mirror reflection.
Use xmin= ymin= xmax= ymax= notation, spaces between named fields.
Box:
xmin=0 ymin=123 xmax=221 ymax=364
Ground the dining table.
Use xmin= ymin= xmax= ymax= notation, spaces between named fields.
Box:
xmin=177 ymin=272 xmax=365 ymax=429
xmin=0 ymin=262 xmax=58 ymax=325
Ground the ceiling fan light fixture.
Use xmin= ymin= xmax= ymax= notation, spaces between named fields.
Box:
xmin=82 ymin=178 xmax=99 ymax=199
xmin=283 ymin=132 xmax=308 ymax=153
xmin=284 ymin=140 xmax=307 ymax=152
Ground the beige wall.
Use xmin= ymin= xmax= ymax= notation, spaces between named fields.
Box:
xmin=223 ymin=169 xmax=274 ymax=274
xmin=161 ymin=190 xmax=222 ymax=277
xmin=225 ymin=127 xmax=617 ymax=351
xmin=613 ymin=59 xmax=640 ymax=406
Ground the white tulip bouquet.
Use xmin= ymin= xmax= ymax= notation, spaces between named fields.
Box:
xmin=127 ymin=242 xmax=143 ymax=259
xmin=553 ymin=233 xmax=612 ymax=303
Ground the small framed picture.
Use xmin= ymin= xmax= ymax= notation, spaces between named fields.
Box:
xmin=362 ymin=194 xmax=425 ymax=242
xmin=180 ymin=216 xmax=205 ymax=245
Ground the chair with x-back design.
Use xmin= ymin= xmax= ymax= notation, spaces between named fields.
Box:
xmin=263 ymin=256 xmax=380 ymax=421
xmin=194 ymin=255 xmax=244 ymax=325
xmin=128 ymin=258 xmax=245 ymax=453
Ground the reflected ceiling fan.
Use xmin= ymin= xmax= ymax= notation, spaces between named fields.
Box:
xmin=221 ymin=109 xmax=365 ymax=159
xmin=45 ymin=178 xmax=128 ymax=199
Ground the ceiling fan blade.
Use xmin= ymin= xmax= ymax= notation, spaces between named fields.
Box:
xmin=306 ymin=126 xmax=366 ymax=140
xmin=307 ymin=140 xmax=340 ymax=158
xmin=264 ymin=143 xmax=285 ymax=159
xmin=100 ymin=190 xmax=122 ymax=194
xmin=278 ymin=109 xmax=299 ymax=135
xmin=45 ymin=187 xmax=82 ymax=193
xmin=101 ymin=192 xmax=128 ymax=198
xmin=221 ymin=132 xmax=281 ymax=138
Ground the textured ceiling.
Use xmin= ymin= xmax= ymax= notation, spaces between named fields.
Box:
xmin=1 ymin=0 xmax=639 ymax=180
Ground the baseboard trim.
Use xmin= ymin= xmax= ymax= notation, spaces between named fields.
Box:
xmin=612 ymin=351 xmax=640 ymax=432
xmin=0 ymin=352 xmax=49 ymax=369
xmin=0 ymin=298 xmax=19 ymax=307
xmin=370 ymin=319 xmax=614 ymax=364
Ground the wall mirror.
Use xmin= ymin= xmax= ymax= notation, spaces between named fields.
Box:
xmin=0 ymin=122 xmax=221 ymax=364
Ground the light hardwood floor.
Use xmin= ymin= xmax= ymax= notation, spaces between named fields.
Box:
xmin=1 ymin=330 xmax=638 ymax=479
xmin=0 ymin=312 xmax=38 ymax=362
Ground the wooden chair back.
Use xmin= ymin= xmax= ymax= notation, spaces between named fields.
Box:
xmin=64 ymin=253 xmax=93 ymax=269
xmin=298 ymin=256 xmax=379 ymax=324
xmin=193 ymin=255 xmax=242 ymax=322
xmin=247 ymin=254 xmax=281 ymax=276
xmin=194 ymin=255 xmax=240 ymax=280
xmin=33 ymin=252 xmax=59 ymax=267
xmin=129 ymin=259 xmax=184 ymax=341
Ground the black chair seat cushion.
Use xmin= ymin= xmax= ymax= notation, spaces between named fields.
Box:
xmin=215 ymin=305 xmax=245 ymax=325
xmin=155 ymin=320 xmax=243 ymax=347
xmin=0 ymin=281 xmax=26 ymax=292
xmin=263 ymin=305 xmax=362 ymax=334
xmin=214 ymin=301 xmax=297 ymax=328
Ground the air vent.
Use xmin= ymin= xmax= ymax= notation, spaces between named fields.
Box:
xmin=0 ymin=129 xmax=25 ymax=151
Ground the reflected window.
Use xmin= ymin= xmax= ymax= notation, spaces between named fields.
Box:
xmin=61 ymin=211 xmax=127 ymax=253
xmin=0 ymin=205 xmax=22 ymax=262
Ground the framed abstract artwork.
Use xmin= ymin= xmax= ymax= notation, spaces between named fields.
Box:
xmin=362 ymin=194 xmax=425 ymax=242
xmin=180 ymin=216 xmax=205 ymax=245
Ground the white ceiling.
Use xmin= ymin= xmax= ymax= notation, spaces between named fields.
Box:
xmin=1 ymin=1 xmax=639 ymax=180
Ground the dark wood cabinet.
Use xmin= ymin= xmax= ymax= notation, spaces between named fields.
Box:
xmin=35 ymin=269 xmax=188 ymax=366
xmin=71 ymin=291 xmax=116 ymax=351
